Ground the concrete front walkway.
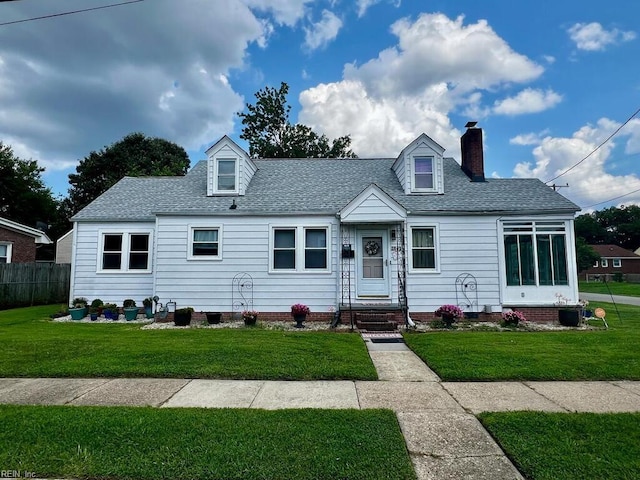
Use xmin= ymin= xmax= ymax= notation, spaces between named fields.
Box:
xmin=1 ymin=333 xmax=640 ymax=479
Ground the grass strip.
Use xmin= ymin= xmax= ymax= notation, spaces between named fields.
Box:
xmin=0 ymin=305 xmax=376 ymax=380
xmin=403 ymin=302 xmax=640 ymax=381
xmin=0 ymin=405 xmax=415 ymax=480
xmin=479 ymin=411 xmax=640 ymax=480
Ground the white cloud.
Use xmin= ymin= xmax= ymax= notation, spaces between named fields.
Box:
xmin=568 ymin=22 xmax=636 ymax=51
xmin=509 ymin=130 xmax=550 ymax=146
xmin=356 ymin=0 xmax=400 ymax=18
xmin=298 ymin=13 xmax=544 ymax=158
xmin=493 ymin=88 xmax=563 ymax=116
xmin=513 ymin=118 xmax=640 ymax=211
xmin=304 ymin=10 xmax=342 ymax=51
xmin=241 ymin=0 xmax=312 ymax=26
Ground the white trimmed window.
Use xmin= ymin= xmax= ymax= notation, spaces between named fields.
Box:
xmin=271 ymin=226 xmax=330 ymax=273
xmin=98 ymin=232 xmax=151 ymax=273
xmin=0 ymin=243 xmax=11 ymax=263
xmin=593 ymin=260 xmax=599 ymax=267
xmin=215 ymin=158 xmax=237 ymax=193
xmin=189 ymin=227 xmax=221 ymax=260
xmin=613 ymin=259 xmax=621 ymax=268
xmin=601 ymin=258 xmax=608 ymax=268
xmin=410 ymin=227 xmax=437 ymax=270
xmin=502 ymin=221 xmax=568 ymax=286
xmin=413 ymin=156 xmax=435 ymax=191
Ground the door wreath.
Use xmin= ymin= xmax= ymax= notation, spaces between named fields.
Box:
xmin=365 ymin=240 xmax=380 ymax=255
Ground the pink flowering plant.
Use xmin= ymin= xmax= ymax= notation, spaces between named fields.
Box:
xmin=502 ymin=310 xmax=526 ymax=325
xmin=242 ymin=310 xmax=258 ymax=318
xmin=434 ymin=304 xmax=464 ymax=318
xmin=291 ymin=303 xmax=310 ymax=316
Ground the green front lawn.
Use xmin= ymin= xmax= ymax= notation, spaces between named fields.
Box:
xmin=0 ymin=405 xmax=415 ymax=480
xmin=0 ymin=305 xmax=377 ymax=380
xmin=479 ymin=411 xmax=640 ymax=480
xmin=579 ymin=280 xmax=640 ymax=296
xmin=404 ymin=302 xmax=640 ymax=381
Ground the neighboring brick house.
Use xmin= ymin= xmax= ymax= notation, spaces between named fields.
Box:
xmin=581 ymin=244 xmax=640 ymax=281
xmin=0 ymin=217 xmax=52 ymax=263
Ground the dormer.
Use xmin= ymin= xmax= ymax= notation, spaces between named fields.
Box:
xmin=392 ymin=133 xmax=445 ymax=195
xmin=205 ymin=136 xmax=257 ymax=196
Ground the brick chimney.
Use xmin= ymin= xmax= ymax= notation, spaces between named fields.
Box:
xmin=460 ymin=122 xmax=485 ymax=182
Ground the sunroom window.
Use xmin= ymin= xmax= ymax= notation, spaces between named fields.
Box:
xmin=503 ymin=221 xmax=568 ymax=286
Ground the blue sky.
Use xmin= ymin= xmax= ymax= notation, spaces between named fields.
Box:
xmin=1 ymin=0 xmax=639 ymax=213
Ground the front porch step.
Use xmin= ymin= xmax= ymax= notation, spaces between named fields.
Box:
xmin=354 ymin=311 xmax=401 ymax=332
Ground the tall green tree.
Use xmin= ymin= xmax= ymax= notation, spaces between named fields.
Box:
xmin=63 ymin=133 xmax=190 ymax=217
xmin=0 ymin=142 xmax=58 ymax=229
xmin=238 ymin=82 xmax=357 ymax=158
xmin=575 ymin=205 xmax=640 ymax=250
xmin=575 ymin=237 xmax=600 ymax=272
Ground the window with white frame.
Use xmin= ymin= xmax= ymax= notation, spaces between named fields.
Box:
xmin=411 ymin=227 xmax=437 ymax=269
xmin=613 ymin=258 xmax=621 ymax=268
xmin=601 ymin=258 xmax=608 ymax=268
xmin=413 ymin=156 xmax=434 ymax=191
xmin=305 ymin=228 xmax=327 ymax=269
xmin=593 ymin=260 xmax=599 ymax=267
xmin=189 ymin=227 xmax=221 ymax=259
xmin=502 ymin=221 xmax=568 ymax=286
xmin=0 ymin=243 xmax=11 ymax=263
xmin=271 ymin=226 xmax=329 ymax=272
xmin=216 ymin=158 xmax=237 ymax=192
xmin=99 ymin=232 xmax=151 ymax=272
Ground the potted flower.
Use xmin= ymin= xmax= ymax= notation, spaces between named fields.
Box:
xmin=434 ymin=304 xmax=464 ymax=327
xmin=291 ymin=303 xmax=310 ymax=328
xmin=69 ymin=297 xmax=88 ymax=320
xmin=142 ymin=297 xmax=154 ymax=319
xmin=242 ymin=310 xmax=258 ymax=326
xmin=502 ymin=310 xmax=526 ymax=327
xmin=89 ymin=306 xmax=99 ymax=321
xmin=90 ymin=298 xmax=104 ymax=316
xmin=122 ymin=299 xmax=138 ymax=321
xmin=102 ymin=303 xmax=118 ymax=320
xmin=556 ymin=293 xmax=580 ymax=327
xmin=206 ymin=311 xmax=222 ymax=324
xmin=174 ymin=307 xmax=194 ymax=326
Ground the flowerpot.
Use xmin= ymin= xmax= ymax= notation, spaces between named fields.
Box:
xmin=124 ymin=307 xmax=138 ymax=321
xmin=144 ymin=306 xmax=154 ymax=319
xmin=69 ymin=307 xmax=85 ymax=320
xmin=293 ymin=314 xmax=306 ymax=328
xmin=558 ymin=309 xmax=580 ymax=327
xmin=243 ymin=315 xmax=257 ymax=326
xmin=206 ymin=312 xmax=222 ymax=324
xmin=90 ymin=313 xmax=98 ymax=321
xmin=174 ymin=311 xmax=192 ymax=326
xmin=442 ymin=314 xmax=455 ymax=327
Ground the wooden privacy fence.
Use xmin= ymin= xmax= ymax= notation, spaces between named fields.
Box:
xmin=0 ymin=263 xmax=71 ymax=309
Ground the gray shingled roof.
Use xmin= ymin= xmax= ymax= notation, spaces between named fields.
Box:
xmin=72 ymin=157 xmax=579 ymax=221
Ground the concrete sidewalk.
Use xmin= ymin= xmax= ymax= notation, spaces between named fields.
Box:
xmin=579 ymin=291 xmax=640 ymax=306
xmin=1 ymin=333 xmax=639 ymax=479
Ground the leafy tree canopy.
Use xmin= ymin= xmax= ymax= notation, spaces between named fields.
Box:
xmin=575 ymin=237 xmax=600 ymax=272
xmin=575 ymin=205 xmax=640 ymax=251
xmin=0 ymin=142 xmax=58 ymax=229
xmin=63 ymin=132 xmax=190 ymax=217
xmin=238 ymin=82 xmax=357 ymax=159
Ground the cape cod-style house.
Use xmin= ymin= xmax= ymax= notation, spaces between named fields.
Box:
xmin=69 ymin=126 xmax=580 ymax=326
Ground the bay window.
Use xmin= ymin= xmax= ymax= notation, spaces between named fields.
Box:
xmin=503 ymin=221 xmax=568 ymax=286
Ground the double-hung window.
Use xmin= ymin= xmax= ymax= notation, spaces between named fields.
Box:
xmin=613 ymin=259 xmax=621 ymax=268
xmin=0 ymin=243 xmax=11 ymax=263
xmin=272 ymin=226 xmax=329 ymax=272
xmin=503 ymin=221 xmax=568 ymax=286
xmin=413 ymin=156 xmax=434 ymax=191
xmin=411 ymin=227 xmax=437 ymax=270
xmin=99 ymin=232 xmax=151 ymax=272
xmin=216 ymin=159 xmax=237 ymax=192
xmin=601 ymin=259 xmax=608 ymax=268
xmin=189 ymin=228 xmax=221 ymax=259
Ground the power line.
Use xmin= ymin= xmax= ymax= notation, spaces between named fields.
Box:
xmin=545 ymin=105 xmax=640 ymax=184
xmin=0 ymin=0 xmax=144 ymax=27
xmin=580 ymin=186 xmax=640 ymax=210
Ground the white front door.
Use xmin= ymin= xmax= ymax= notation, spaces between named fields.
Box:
xmin=357 ymin=230 xmax=390 ymax=297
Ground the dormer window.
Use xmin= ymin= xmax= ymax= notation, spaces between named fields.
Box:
xmin=414 ymin=156 xmax=434 ymax=190
xmin=216 ymin=158 xmax=237 ymax=192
